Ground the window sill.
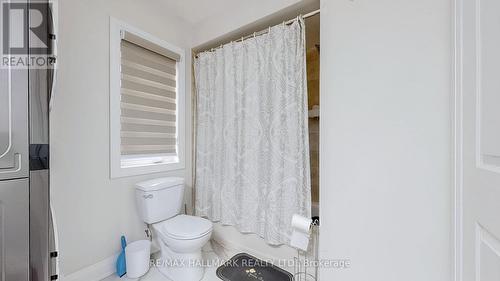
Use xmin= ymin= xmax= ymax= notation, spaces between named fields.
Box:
xmin=121 ymin=155 xmax=179 ymax=168
xmin=111 ymin=159 xmax=184 ymax=178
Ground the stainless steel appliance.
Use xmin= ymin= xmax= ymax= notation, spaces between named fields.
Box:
xmin=0 ymin=0 xmax=56 ymax=280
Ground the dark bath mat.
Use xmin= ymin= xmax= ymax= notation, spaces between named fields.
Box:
xmin=216 ymin=253 xmax=294 ymax=281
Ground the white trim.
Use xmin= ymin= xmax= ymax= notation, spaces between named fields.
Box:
xmin=0 ymin=64 xmax=12 ymax=159
xmin=63 ymin=248 xmax=160 ymax=281
xmin=120 ymin=154 xmax=179 ymax=168
xmin=476 ymin=223 xmax=500 ymax=259
xmin=474 ymin=223 xmax=500 ymax=281
xmin=474 ymin=0 xmax=484 ymax=172
xmin=472 ymin=0 xmax=500 ymax=174
xmin=62 ymin=254 xmax=118 ymax=281
xmin=109 ymin=17 xmax=186 ymax=178
xmin=475 ymin=223 xmax=481 ymax=281
xmin=453 ymin=0 xmax=464 ymax=280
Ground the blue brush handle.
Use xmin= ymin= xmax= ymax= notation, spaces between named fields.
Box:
xmin=121 ymin=236 xmax=127 ymax=250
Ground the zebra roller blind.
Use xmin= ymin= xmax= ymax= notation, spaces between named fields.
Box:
xmin=120 ymin=37 xmax=178 ymax=157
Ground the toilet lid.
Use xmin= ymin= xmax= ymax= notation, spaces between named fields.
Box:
xmin=160 ymin=215 xmax=212 ymax=239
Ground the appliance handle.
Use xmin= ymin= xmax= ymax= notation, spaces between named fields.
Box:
xmin=48 ymin=4 xmax=57 ymax=112
xmin=49 ymin=203 xmax=60 ymax=279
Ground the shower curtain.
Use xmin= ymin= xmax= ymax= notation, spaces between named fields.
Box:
xmin=194 ymin=17 xmax=311 ymax=245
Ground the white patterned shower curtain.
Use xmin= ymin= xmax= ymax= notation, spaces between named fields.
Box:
xmin=194 ymin=17 xmax=311 ymax=245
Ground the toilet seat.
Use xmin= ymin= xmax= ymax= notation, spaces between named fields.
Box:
xmin=155 ymin=214 xmax=212 ymax=240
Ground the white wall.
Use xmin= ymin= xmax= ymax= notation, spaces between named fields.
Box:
xmin=51 ymin=0 xmax=193 ymax=276
xmin=319 ymin=0 xmax=452 ymax=280
xmin=192 ymin=0 xmax=311 ymax=47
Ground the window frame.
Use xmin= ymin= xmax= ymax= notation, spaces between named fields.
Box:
xmin=109 ymin=18 xmax=185 ymax=178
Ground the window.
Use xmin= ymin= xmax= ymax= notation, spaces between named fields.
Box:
xmin=110 ymin=18 xmax=185 ymax=178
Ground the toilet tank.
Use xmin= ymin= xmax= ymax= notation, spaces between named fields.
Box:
xmin=135 ymin=177 xmax=185 ymax=224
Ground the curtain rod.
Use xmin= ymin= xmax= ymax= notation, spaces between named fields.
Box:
xmin=195 ymin=9 xmax=320 ymax=58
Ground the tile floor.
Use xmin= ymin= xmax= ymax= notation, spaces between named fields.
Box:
xmin=102 ymin=239 xmax=304 ymax=281
xmin=102 ymin=241 xmax=232 ymax=281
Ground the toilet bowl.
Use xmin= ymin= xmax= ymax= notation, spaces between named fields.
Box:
xmin=153 ymin=215 xmax=212 ymax=281
xmin=135 ymin=178 xmax=213 ymax=281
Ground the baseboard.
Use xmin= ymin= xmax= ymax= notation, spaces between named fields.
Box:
xmin=62 ymin=247 xmax=160 ymax=281
xmin=62 ymin=231 xmax=289 ymax=281
xmin=62 ymin=254 xmax=118 ymax=281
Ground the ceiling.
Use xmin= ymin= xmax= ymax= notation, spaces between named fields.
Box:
xmin=159 ymin=0 xmax=319 ymax=49
xmin=159 ymin=0 xmax=252 ymax=25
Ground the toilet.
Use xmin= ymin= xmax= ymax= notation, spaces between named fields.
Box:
xmin=135 ymin=177 xmax=213 ymax=281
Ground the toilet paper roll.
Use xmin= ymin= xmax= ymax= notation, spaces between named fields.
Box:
xmin=290 ymin=230 xmax=310 ymax=251
xmin=291 ymin=214 xmax=312 ymax=234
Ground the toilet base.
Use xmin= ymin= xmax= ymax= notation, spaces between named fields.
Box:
xmin=157 ymin=242 xmax=205 ymax=281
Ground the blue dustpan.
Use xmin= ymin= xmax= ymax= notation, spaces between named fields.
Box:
xmin=116 ymin=236 xmax=127 ymax=277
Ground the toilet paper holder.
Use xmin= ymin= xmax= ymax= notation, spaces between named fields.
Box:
xmin=293 ymin=219 xmax=319 ymax=281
